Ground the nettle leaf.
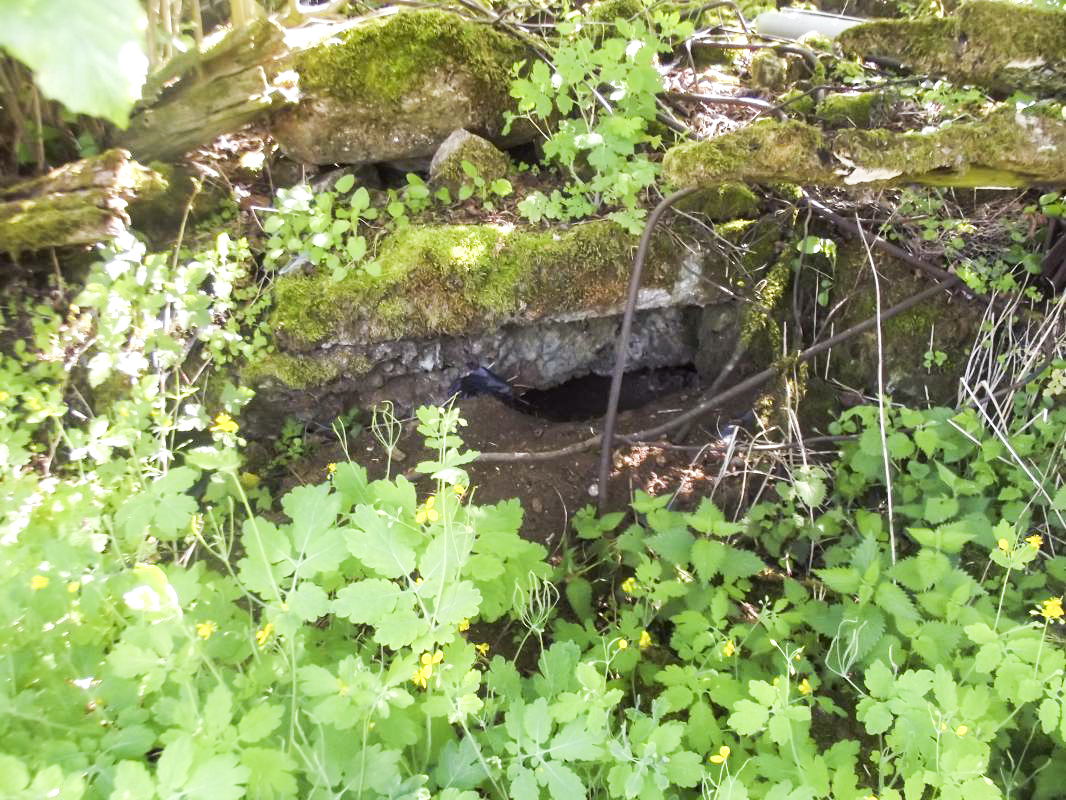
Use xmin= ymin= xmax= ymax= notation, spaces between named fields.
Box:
xmin=874 ymin=581 xmax=920 ymax=623
xmin=687 ymin=497 xmax=743 ymax=537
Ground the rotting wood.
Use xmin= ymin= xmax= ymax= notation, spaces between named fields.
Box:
xmin=0 ymin=149 xmax=166 ymax=255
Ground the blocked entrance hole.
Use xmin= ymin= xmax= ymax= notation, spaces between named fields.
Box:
xmin=457 ymin=364 xmax=699 ymax=423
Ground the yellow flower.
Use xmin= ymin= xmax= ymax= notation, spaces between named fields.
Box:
xmin=1026 ymin=534 xmax=1043 ymax=549
xmin=454 ymin=484 xmax=466 ymax=497
xmin=67 ymin=581 xmax=80 ymax=593
xmin=210 ymin=412 xmax=239 ymax=434
xmin=638 ymin=630 xmax=652 ymax=649
xmin=30 ymin=575 xmax=49 ymax=591
xmin=617 ymin=638 xmax=628 ymax=650
xmin=197 ymin=621 xmax=218 ymax=639
xmin=458 ymin=618 xmax=471 ymax=632
xmin=798 ymin=678 xmax=812 ymax=695
xmin=709 ymin=745 xmax=730 ymax=764
xmin=722 ymin=639 xmax=736 ymax=658
xmin=475 ymin=642 xmax=490 ymax=656
xmin=1034 ymin=596 xmax=1065 ymax=621
xmin=955 ymin=724 xmax=968 ymax=736
xmin=412 ymin=650 xmax=445 ymax=689
xmin=620 ymin=577 xmax=636 ymax=594
xmin=255 ymin=622 xmax=275 ymax=648
xmin=327 ymin=463 xmax=338 ymax=475
xmin=0 ymin=391 xmax=9 ymax=402
xmin=997 ymin=538 xmax=1011 ymax=552
xmin=415 ymin=496 xmax=439 ymax=525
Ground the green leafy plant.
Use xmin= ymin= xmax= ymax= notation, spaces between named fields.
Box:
xmin=505 ymin=9 xmax=694 ymax=233
xmin=457 ymin=159 xmax=514 ymax=211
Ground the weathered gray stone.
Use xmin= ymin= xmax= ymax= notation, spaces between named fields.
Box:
xmin=429 ymin=130 xmax=512 ymax=196
xmin=271 ymin=9 xmax=534 ymax=165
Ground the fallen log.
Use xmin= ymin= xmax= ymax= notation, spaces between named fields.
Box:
xmin=0 ymin=149 xmax=165 ymax=255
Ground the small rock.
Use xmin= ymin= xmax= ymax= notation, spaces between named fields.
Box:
xmin=530 ymin=496 xmax=544 ymax=513
xmin=429 ymin=129 xmax=512 ymax=197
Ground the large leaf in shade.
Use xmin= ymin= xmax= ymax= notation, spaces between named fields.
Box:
xmin=0 ymin=0 xmax=147 ymax=126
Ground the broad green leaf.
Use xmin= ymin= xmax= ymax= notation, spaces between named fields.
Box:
xmin=238 ymin=703 xmax=283 ymax=743
xmin=240 ymin=748 xmax=298 ymax=800
xmin=0 ymin=0 xmax=147 ymax=125
xmin=524 ymin=697 xmax=553 ymax=745
xmin=548 ymin=720 xmax=603 ymax=761
xmin=728 ymin=699 xmax=769 ymax=734
xmin=345 ymin=505 xmax=418 ymax=578
xmin=333 ymin=578 xmax=407 ymax=624
xmin=334 ymin=174 xmax=356 ymax=193
xmin=109 ymin=761 xmax=156 ymax=800
xmin=286 ymin=582 xmax=330 ymax=621
xmin=182 ymin=754 xmax=249 ymax=800
xmin=542 ymin=761 xmax=585 ymax=799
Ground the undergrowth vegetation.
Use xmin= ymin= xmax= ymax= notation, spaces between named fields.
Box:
xmin=1 ymin=221 xmax=1065 ymax=799
xmin=3 ymin=1 xmax=1066 ymax=799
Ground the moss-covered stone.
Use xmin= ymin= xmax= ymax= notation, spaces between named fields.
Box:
xmin=273 ymin=9 xmax=530 ymax=164
xmin=824 ymin=240 xmax=979 ymax=403
xmin=750 ymin=51 xmax=790 ymax=92
xmin=243 ymin=352 xmax=349 ymax=390
xmin=298 ymin=10 xmax=522 ymax=109
xmin=268 ymin=219 xmax=681 ymax=353
xmin=816 ymin=91 xmax=885 ymax=128
xmin=677 ymin=182 xmax=761 ymax=221
xmin=838 ymin=0 xmax=1066 ymax=96
xmin=429 ymin=130 xmax=512 ymax=197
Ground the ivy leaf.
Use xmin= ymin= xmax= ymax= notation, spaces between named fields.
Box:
xmin=0 ymin=0 xmax=147 ymax=126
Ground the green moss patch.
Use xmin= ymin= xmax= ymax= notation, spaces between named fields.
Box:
xmin=296 ymin=9 xmax=525 ymax=110
xmin=269 ymin=220 xmax=683 ymax=352
xmin=838 ymin=1 xmax=1066 ymax=95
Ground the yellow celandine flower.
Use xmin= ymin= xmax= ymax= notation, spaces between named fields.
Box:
xmin=415 ymin=496 xmax=439 ymax=525
xmin=709 ymin=746 xmax=730 ymax=764
xmin=256 ymin=622 xmax=275 ymax=648
xmin=0 ymin=391 xmax=9 ymax=402
xmin=475 ymin=643 xmax=490 ymax=656
xmin=454 ymin=484 xmax=466 ymax=497
xmin=798 ymin=678 xmax=812 ymax=695
xmin=458 ymin=618 xmax=471 ymax=632
xmin=1033 ymin=596 xmax=1065 ymax=621
xmin=67 ymin=581 xmax=80 ymax=593
xmin=412 ymin=650 xmax=445 ymax=689
xmin=327 ymin=463 xmax=338 ymax=475
xmin=620 ymin=577 xmax=637 ymax=594
xmin=722 ymin=640 xmax=736 ymax=658
xmin=1026 ymin=534 xmax=1043 ymax=549
xmin=197 ymin=621 xmax=218 ymax=639
xmin=617 ymin=638 xmax=629 ymax=650
xmin=210 ymin=412 xmax=239 ymax=434
xmin=30 ymin=575 xmax=49 ymax=591
xmin=639 ymin=630 xmax=652 ymax=649
xmin=955 ymin=725 xmax=968 ymax=736
xmin=997 ymin=538 xmax=1011 ymax=552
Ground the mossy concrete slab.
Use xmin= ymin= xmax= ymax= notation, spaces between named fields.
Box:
xmin=271 ymin=9 xmax=532 ymax=165
xmin=662 ymin=109 xmax=1066 ymax=189
xmin=838 ymin=0 xmax=1066 ymax=97
xmin=244 ymin=215 xmax=792 ymax=428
